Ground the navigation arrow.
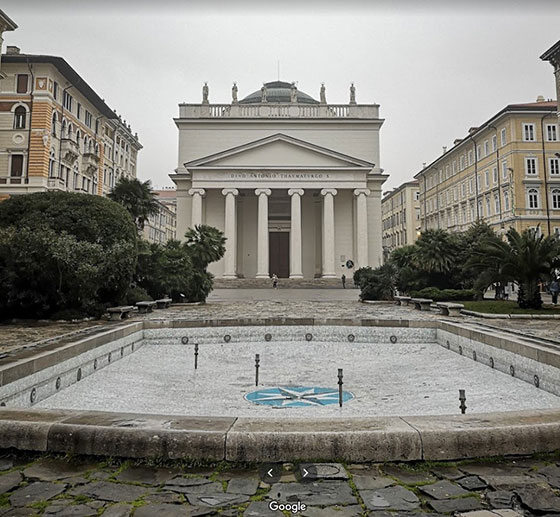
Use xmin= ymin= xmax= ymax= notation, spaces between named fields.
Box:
xmin=267 ymin=469 xmax=273 ymax=477
xmin=302 ymin=468 xmax=309 ymax=478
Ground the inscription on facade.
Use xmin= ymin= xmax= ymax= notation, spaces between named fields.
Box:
xmin=230 ymin=172 xmax=330 ymax=180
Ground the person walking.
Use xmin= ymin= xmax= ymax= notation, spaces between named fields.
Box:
xmin=272 ymin=273 xmax=278 ymax=289
xmin=550 ymin=278 xmax=560 ymax=305
xmin=341 ymin=274 xmax=346 ymax=289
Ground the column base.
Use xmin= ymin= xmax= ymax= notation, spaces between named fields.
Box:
xmin=255 ymin=274 xmax=270 ymax=279
xmin=222 ymin=274 xmax=238 ymax=279
xmin=289 ymin=274 xmax=304 ymax=279
xmin=322 ymin=273 xmax=337 ymax=279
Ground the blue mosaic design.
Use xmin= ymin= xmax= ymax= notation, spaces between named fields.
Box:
xmin=245 ymin=386 xmax=354 ymax=407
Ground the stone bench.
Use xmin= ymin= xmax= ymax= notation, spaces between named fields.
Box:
xmin=411 ymin=298 xmax=434 ymax=311
xmin=107 ymin=306 xmax=135 ymax=321
xmin=136 ymin=301 xmax=156 ymax=314
xmin=394 ymin=296 xmax=411 ymax=306
xmin=437 ymin=302 xmax=465 ymax=317
xmin=156 ymin=298 xmax=172 ymax=309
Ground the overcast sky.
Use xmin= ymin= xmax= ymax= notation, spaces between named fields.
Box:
xmin=3 ymin=1 xmax=559 ymax=191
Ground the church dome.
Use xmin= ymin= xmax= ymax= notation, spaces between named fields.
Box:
xmin=239 ymin=81 xmax=319 ymax=104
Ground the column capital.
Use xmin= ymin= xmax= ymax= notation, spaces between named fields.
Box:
xmin=255 ymin=188 xmax=272 ymax=197
xmin=188 ymin=188 xmax=206 ymax=197
xmin=354 ymin=188 xmax=371 ymax=197
xmin=288 ymin=188 xmax=304 ymax=197
xmin=222 ymin=188 xmax=239 ymax=196
xmin=320 ymin=188 xmax=338 ymax=197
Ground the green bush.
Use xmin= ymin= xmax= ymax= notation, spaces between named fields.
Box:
xmin=0 ymin=192 xmax=138 ymax=319
xmin=353 ymin=267 xmax=375 ymax=289
xmin=359 ymin=264 xmax=396 ymax=301
xmin=125 ymin=286 xmax=152 ymax=305
xmin=409 ymin=287 xmax=475 ymax=301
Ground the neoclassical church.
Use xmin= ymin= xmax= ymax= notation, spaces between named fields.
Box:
xmin=171 ymin=80 xmax=387 ymax=279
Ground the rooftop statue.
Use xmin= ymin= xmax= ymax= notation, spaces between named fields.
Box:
xmin=261 ymin=84 xmax=268 ymax=103
xmin=350 ymin=82 xmax=356 ymax=104
xmin=290 ymin=82 xmax=297 ymax=103
xmin=202 ymin=82 xmax=209 ymax=104
xmin=320 ymin=83 xmax=326 ymax=104
xmin=232 ymin=82 xmax=238 ymax=103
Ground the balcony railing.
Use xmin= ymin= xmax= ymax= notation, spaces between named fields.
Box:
xmin=47 ymin=177 xmax=66 ymax=191
xmin=61 ymin=138 xmax=79 ymax=165
xmin=178 ymin=103 xmax=380 ymax=120
xmin=82 ymin=152 xmax=100 ymax=174
xmin=0 ymin=175 xmax=28 ymax=185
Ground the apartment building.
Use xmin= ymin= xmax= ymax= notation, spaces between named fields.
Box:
xmin=0 ymin=46 xmax=141 ymax=199
xmin=381 ymin=180 xmax=420 ymax=259
xmin=414 ymin=98 xmax=560 ymax=237
xmin=0 ymin=9 xmax=16 ymax=79
xmin=143 ymin=189 xmax=177 ymax=244
xmin=541 ymin=39 xmax=560 ymax=117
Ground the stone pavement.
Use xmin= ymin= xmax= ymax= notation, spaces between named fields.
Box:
xmin=1 ymin=453 xmax=560 ymax=515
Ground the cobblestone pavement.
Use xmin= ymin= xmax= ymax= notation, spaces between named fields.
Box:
xmin=1 ymin=453 xmax=560 ymax=516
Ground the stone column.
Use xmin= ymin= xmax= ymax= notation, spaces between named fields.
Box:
xmin=354 ymin=188 xmax=370 ymax=269
xmin=188 ymin=188 xmax=205 ymax=227
xmin=222 ymin=188 xmax=239 ymax=278
xmin=255 ymin=188 xmax=272 ymax=278
xmin=288 ymin=188 xmax=304 ymax=278
xmin=321 ymin=188 xmax=337 ymax=278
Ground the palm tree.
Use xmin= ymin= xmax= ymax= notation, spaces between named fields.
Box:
xmin=108 ymin=177 xmax=159 ymax=231
xmin=184 ymin=225 xmax=226 ymax=270
xmin=471 ymin=228 xmax=560 ymax=309
xmin=412 ymin=229 xmax=460 ymax=274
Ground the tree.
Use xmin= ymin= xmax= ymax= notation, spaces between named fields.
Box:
xmin=469 ymin=228 xmax=560 ymax=309
xmin=184 ymin=225 xmax=226 ymax=270
xmin=108 ymin=177 xmax=160 ymax=231
xmin=358 ymin=263 xmax=397 ymax=301
xmin=0 ymin=192 xmax=137 ymax=318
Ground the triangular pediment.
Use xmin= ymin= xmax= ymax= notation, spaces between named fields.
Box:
xmin=184 ymin=133 xmax=373 ymax=169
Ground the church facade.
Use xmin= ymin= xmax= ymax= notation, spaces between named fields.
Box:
xmin=171 ymin=81 xmax=387 ymax=279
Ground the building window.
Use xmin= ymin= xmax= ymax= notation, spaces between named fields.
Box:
xmin=528 ymin=188 xmax=539 ymax=209
xmin=460 ymin=156 xmax=465 ymax=170
xmin=529 ymin=226 xmax=542 ymax=237
xmin=10 ymin=155 xmax=24 ymax=177
xmin=523 ymin=123 xmax=535 ymax=141
xmin=492 ymin=167 xmax=498 ymax=184
xmin=484 ymin=170 xmax=489 ymax=188
xmin=48 ymin=150 xmax=56 ymax=178
xmin=502 ymin=160 xmax=508 ymax=180
xmin=85 ymin=111 xmax=92 ymax=128
xmin=14 ymin=106 xmax=26 ymax=129
xmin=552 ymin=189 xmax=560 ymax=209
xmin=469 ymin=178 xmax=474 ymax=194
xmin=525 ymin=157 xmax=537 ymax=175
xmin=16 ymin=74 xmax=28 ymax=93
xmin=452 ymin=161 xmax=457 ymax=174
xmin=550 ymin=158 xmax=560 ymax=175
xmin=63 ymin=91 xmax=73 ymax=111
xmin=494 ymin=193 xmax=500 ymax=214
xmin=504 ymin=190 xmax=510 ymax=211
xmin=501 ymin=128 xmax=507 ymax=146
xmin=53 ymin=81 xmax=59 ymax=100
xmin=492 ymin=135 xmax=497 ymax=152
xmin=414 ymin=191 xmax=420 ymax=201
xmin=77 ymin=103 xmax=82 ymax=119
xmin=546 ymin=124 xmax=558 ymax=142
xmin=486 ymin=197 xmax=491 ymax=216
xmin=484 ymin=140 xmax=489 ymax=156
xmin=468 ymin=150 xmax=473 ymax=166
xmin=51 ymin=112 xmax=57 ymax=136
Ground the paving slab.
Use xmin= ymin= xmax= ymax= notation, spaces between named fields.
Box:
xmin=299 ymin=463 xmax=349 ymax=480
xmin=97 ymin=504 xmax=133 ymax=517
xmin=381 ymin=465 xmax=435 ymax=485
xmin=430 ymin=466 xmax=464 ymax=480
xmin=457 ymin=475 xmax=488 ymax=491
xmin=9 ymin=481 xmax=67 ymax=507
xmin=428 ymin=496 xmax=484 ymax=513
xmin=184 ymin=493 xmax=249 ymax=508
xmin=352 ymin=474 xmax=394 ymax=490
xmin=0 ymin=472 xmax=22 ymax=494
xmin=0 ymin=459 xmax=13 ymax=472
xmin=143 ymin=491 xmax=184 ymax=504
xmin=225 ymin=477 xmax=259 ymax=495
xmin=116 ymin=466 xmax=179 ymax=485
xmin=534 ymin=464 xmax=560 ymax=489
xmin=301 ymin=505 xmax=364 ymax=517
xmin=23 ymin=459 xmax=96 ymax=481
xmin=132 ymin=504 xmax=191 ymax=517
xmin=486 ymin=490 xmax=515 ymax=508
xmin=516 ymin=487 xmax=560 ymax=513
xmin=164 ymin=481 xmax=223 ymax=494
xmin=268 ymin=481 xmax=357 ymax=506
xmin=418 ymin=479 xmax=470 ymax=499
xmin=43 ymin=505 xmax=97 ymax=516
xmin=458 ymin=511 xmax=523 ymax=517
xmin=482 ymin=474 xmax=543 ymax=490
xmin=360 ymin=485 xmax=420 ymax=511
xmin=243 ymin=501 xmax=283 ymax=516
xmin=70 ymin=481 xmax=148 ymax=502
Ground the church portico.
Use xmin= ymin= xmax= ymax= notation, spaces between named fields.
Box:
xmin=171 ymin=81 xmax=388 ymax=280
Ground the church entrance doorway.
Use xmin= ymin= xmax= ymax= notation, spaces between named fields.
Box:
xmin=269 ymin=232 xmax=290 ymax=278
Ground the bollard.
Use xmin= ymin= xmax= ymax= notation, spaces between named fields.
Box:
xmin=338 ymin=368 xmax=344 ymax=408
xmin=255 ymin=354 xmax=260 ymax=386
xmin=194 ymin=343 xmax=199 ymax=370
xmin=459 ymin=389 xmax=467 ymax=414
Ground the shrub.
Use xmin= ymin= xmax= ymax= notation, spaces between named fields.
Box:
xmin=353 ymin=267 xmax=376 ymax=289
xmin=125 ymin=286 xmax=152 ymax=305
xmin=358 ymin=264 xmax=396 ymax=301
xmin=0 ymin=192 xmax=138 ymax=319
xmin=409 ymin=287 xmax=475 ymax=301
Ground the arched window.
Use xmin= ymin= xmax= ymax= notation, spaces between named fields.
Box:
xmin=48 ymin=149 xmax=56 ymax=178
xmin=88 ymin=140 xmax=93 ymax=153
xmin=528 ymin=188 xmax=539 ymax=209
xmin=14 ymin=106 xmax=27 ymax=129
xmin=76 ymin=130 xmax=81 ymax=147
xmin=552 ymin=189 xmax=560 ymax=210
xmin=83 ymin=136 xmax=88 ymax=153
xmin=504 ymin=190 xmax=510 ymax=211
xmin=61 ymin=119 xmax=67 ymax=139
xmin=67 ymin=123 xmax=73 ymax=141
xmin=95 ymin=143 xmax=99 ymax=155
xmin=494 ymin=193 xmax=500 ymax=214
xmin=51 ymin=112 xmax=57 ymax=137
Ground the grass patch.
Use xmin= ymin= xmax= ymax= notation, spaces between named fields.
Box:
xmin=462 ymin=300 xmax=560 ymax=315
xmin=0 ymin=493 xmax=10 ymax=507
xmin=250 ymin=487 xmax=270 ymax=502
xmin=30 ymin=500 xmax=50 ymax=512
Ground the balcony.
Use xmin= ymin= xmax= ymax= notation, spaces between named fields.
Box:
xmin=178 ymin=103 xmax=380 ymax=120
xmin=47 ymin=177 xmax=66 ymax=191
xmin=61 ymin=138 xmax=79 ymax=165
xmin=82 ymin=152 xmax=99 ymax=175
xmin=0 ymin=175 xmax=28 ymax=185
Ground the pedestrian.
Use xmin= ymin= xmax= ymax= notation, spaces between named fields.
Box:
xmin=550 ymin=278 xmax=560 ymax=305
xmin=272 ymin=273 xmax=278 ymax=289
xmin=341 ymin=274 xmax=346 ymax=289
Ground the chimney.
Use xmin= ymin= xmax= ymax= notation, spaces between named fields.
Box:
xmin=454 ymin=138 xmax=463 ymax=145
xmin=422 ymin=162 xmax=427 ymax=169
xmin=468 ymin=127 xmax=478 ymax=135
xmin=536 ymin=95 xmax=545 ymax=103
xmin=442 ymin=146 xmax=447 ymax=154
xmin=6 ymin=46 xmax=20 ymax=55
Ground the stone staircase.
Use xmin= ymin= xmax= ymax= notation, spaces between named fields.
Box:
xmin=213 ymin=277 xmax=356 ymax=289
